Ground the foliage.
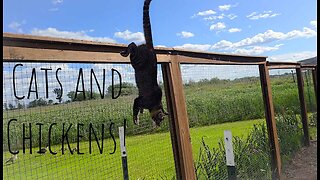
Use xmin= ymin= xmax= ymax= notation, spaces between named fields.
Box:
xmin=195 ymin=110 xmax=305 ymax=180
xmin=107 ymin=82 xmax=137 ymax=96
xmin=309 ymin=112 xmax=317 ymax=127
xmin=53 ymin=88 xmax=63 ymax=103
xmin=67 ymin=90 xmax=102 ymax=101
xmin=28 ymin=98 xmax=48 ymax=108
xmin=8 ymin=103 xmax=15 ymax=110
xmin=276 ymin=109 xmax=304 ymax=165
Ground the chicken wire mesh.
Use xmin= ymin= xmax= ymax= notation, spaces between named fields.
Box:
xmin=302 ymin=69 xmax=317 ymax=141
xmin=180 ymin=64 xmax=273 ymax=180
xmin=268 ymin=68 xmax=316 ymax=174
xmin=3 ymin=62 xmax=176 ymax=179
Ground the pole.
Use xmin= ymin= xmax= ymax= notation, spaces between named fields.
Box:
xmin=119 ymin=126 xmax=129 ymax=180
xmin=224 ymin=130 xmax=236 ymax=180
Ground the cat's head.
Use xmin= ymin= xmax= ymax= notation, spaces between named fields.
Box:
xmin=150 ymin=105 xmax=168 ymax=126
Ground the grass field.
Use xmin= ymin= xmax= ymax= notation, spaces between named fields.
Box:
xmin=3 ymin=119 xmax=264 ymax=179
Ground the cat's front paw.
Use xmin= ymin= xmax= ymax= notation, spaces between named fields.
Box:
xmin=133 ymin=116 xmax=140 ymax=125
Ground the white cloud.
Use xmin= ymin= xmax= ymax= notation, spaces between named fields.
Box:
xmin=247 ymin=11 xmax=280 ymax=20
xmin=196 ymin=10 xmax=216 ymax=16
xmin=174 ymin=44 xmax=211 ymax=51
xmin=212 ymin=28 xmax=317 ymax=50
xmin=155 ymin=45 xmax=167 ymax=48
xmin=210 ymin=22 xmax=226 ymax=31
xmin=177 ymin=31 xmax=195 ymax=38
xmin=228 ymin=28 xmax=241 ymax=33
xmin=203 ymin=16 xmax=215 ymax=21
xmin=218 ymin=5 xmax=231 ymax=11
xmin=267 ymin=51 xmax=317 ymax=62
xmin=114 ymin=30 xmax=145 ymax=43
xmin=203 ymin=13 xmax=237 ymax=21
xmin=31 ymin=27 xmax=116 ymax=43
xmin=226 ymin=14 xmax=237 ymax=20
xmin=8 ymin=21 xmax=25 ymax=33
xmin=52 ymin=0 xmax=63 ymax=4
xmin=310 ymin=20 xmax=317 ymax=29
xmin=234 ymin=44 xmax=283 ymax=55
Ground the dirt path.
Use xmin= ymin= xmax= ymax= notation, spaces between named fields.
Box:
xmin=282 ymin=140 xmax=317 ymax=180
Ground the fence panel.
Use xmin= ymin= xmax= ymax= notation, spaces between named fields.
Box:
xmin=3 ymin=62 xmax=176 ymax=179
xmin=180 ymin=64 xmax=273 ymax=180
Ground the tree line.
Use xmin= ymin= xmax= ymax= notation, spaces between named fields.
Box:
xmin=3 ymin=83 xmax=137 ymax=110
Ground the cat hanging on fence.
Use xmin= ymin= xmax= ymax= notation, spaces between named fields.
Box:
xmin=120 ymin=0 xmax=168 ymax=126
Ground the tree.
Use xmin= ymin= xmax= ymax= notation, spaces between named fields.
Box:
xmin=53 ymin=88 xmax=63 ymax=103
xmin=28 ymin=98 xmax=48 ymax=108
xmin=3 ymin=103 xmax=8 ymax=110
xmin=17 ymin=103 xmax=25 ymax=109
xmin=107 ymin=82 xmax=137 ymax=96
xmin=8 ymin=103 xmax=15 ymax=110
xmin=67 ymin=90 xmax=101 ymax=102
xmin=48 ymin=99 xmax=53 ymax=104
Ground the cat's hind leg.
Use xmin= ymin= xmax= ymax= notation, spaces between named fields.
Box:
xmin=133 ymin=97 xmax=142 ymax=125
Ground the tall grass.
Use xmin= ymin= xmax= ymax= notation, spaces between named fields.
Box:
xmin=195 ymin=110 xmax=307 ymax=180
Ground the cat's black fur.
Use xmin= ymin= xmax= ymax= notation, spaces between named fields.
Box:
xmin=120 ymin=0 xmax=167 ymax=126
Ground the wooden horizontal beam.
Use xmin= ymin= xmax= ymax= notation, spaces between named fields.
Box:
xmin=300 ymin=65 xmax=317 ymax=69
xmin=267 ymin=61 xmax=301 ymax=69
xmin=175 ymin=55 xmax=265 ymax=65
xmin=3 ymin=46 xmax=171 ymax=63
xmin=3 ymin=33 xmax=267 ymax=64
xmin=267 ymin=65 xmax=301 ymax=69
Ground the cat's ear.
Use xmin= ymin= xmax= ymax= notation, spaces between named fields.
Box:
xmin=120 ymin=42 xmax=137 ymax=57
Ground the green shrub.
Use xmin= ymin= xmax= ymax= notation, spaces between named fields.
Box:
xmin=195 ymin=109 xmax=305 ymax=179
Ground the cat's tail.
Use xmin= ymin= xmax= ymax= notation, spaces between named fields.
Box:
xmin=143 ymin=0 xmax=154 ymax=50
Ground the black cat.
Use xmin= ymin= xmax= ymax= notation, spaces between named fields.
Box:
xmin=120 ymin=0 xmax=167 ymax=126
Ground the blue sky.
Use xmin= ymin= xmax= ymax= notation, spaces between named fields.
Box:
xmin=3 ymin=0 xmax=317 ymax=60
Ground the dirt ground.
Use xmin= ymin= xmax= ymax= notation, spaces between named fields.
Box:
xmin=282 ymin=140 xmax=317 ymax=180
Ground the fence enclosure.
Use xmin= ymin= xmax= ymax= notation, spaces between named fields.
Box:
xmin=3 ymin=33 xmax=317 ymax=180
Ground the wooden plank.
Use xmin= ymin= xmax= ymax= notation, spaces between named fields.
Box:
xmin=267 ymin=65 xmax=301 ymax=69
xmin=164 ymin=57 xmax=196 ymax=179
xmin=301 ymin=65 xmax=317 ymax=69
xmin=259 ymin=63 xmax=282 ymax=180
xmin=312 ymin=67 xmax=317 ymax=102
xmin=171 ymin=50 xmax=266 ymax=63
xmin=161 ymin=63 xmax=182 ymax=179
xmin=296 ymin=68 xmax=310 ymax=146
xmin=267 ymin=61 xmax=301 ymax=69
xmin=3 ymin=46 xmax=171 ymax=63
xmin=3 ymin=32 xmax=267 ymax=64
xmin=175 ymin=55 xmax=265 ymax=65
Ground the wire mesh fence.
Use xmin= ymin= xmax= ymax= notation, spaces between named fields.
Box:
xmin=180 ymin=64 xmax=273 ymax=180
xmin=268 ymin=68 xmax=317 ymax=173
xmin=3 ymin=62 xmax=175 ymax=179
xmin=302 ymin=69 xmax=317 ymax=141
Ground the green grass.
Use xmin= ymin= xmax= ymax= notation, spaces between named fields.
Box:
xmin=3 ymin=119 xmax=263 ymax=179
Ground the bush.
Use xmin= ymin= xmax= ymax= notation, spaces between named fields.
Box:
xmin=195 ymin=110 xmax=304 ymax=179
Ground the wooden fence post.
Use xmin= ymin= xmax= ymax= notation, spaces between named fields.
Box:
xmin=161 ymin=58 xmax=196 ymax=180
xmin=259 ymin=64 xmax=282 ymax=180
xmin=312 ymin=67 xmax=317 ymax=104
xmin=296 ymin=68 xmax=310 ymax=146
